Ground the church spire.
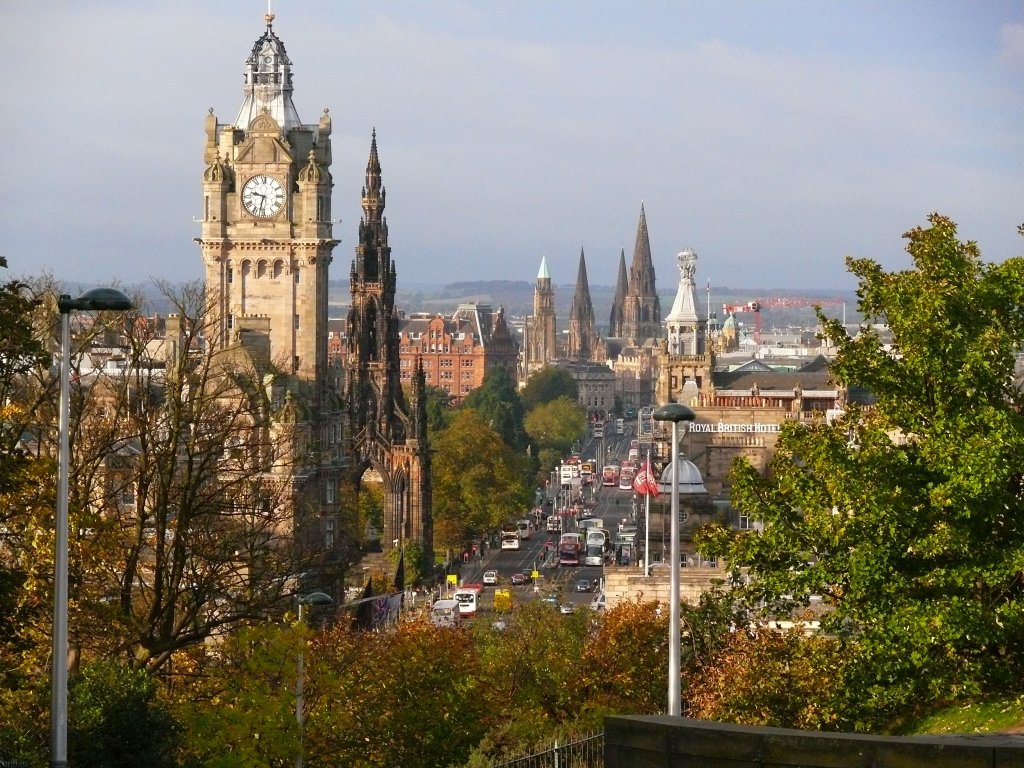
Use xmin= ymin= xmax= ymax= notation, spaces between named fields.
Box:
xmin=234 ymin=13 xmax=302 ymax=129
xmin=567 ymin=247 xmax=598 ymax=360
xmin=621 ymin=203 xmax=662 ymax=340
xmin=609 ymin=248 xmax=628 ymax=337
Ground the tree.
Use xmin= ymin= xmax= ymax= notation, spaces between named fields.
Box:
xmin=421 ymin=384 xmax=453 ymax=435
xmin=460 ymin=366 xmax=527 ymax=450
xmin=307 ymin=619 xmax=491 ymax=768
xmin=519 ymin=366 xmax=578 ymax=412
xmin=697 ymin=215 xmax=1024 ymax=727
xmin=430 ymin=409 xmax=531 ymax=551
xmin=686 ymin=629 xmax=851 ymax=731
xmin=3 ymin=281 xmax=320 ymax=675
xmin=169 ymin=622 xmax=305 ymax=767
xmin=523 ymin=396 xmax=586 ymax=457
xmin=68 ymin=659 xmax=179 ymax=768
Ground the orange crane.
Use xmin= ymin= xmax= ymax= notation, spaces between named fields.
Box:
xmin=722 ymin=297 xmax=845 ymax=344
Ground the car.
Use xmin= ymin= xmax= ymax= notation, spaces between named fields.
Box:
xmin=510 ymin=572 xmax=527 ymax=586
xmin=482 ymin=570 xmax=499 ymax=586
xmin=540 ymin=594 xmax=558 ymax=607
xmin=575 ymin=579 xmax=593 ymax=593
xmin=590 ymin=593 xmax=606 ymax=611
xmin=559 ymin=603 xmax=576 ymax=615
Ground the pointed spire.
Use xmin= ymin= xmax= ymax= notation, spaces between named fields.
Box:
xmin=622 ymin=203 xmax=661 ymax=340
xmin=235 ymin=14 xmax=302 ymax=129
xmin=609 ymin=248 xmax=628 ymax=337
xmin=537 ymin=255 xmax=550 ymax=281
xmin=567 ymin=247 xmax=597 ymax=360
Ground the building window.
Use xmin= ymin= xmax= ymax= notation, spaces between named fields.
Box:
xmin=326 ymin=480 xmax=335 ymax=504
xmin=325 ymin=517 xmax=335 ymax=549
xmin=294 ymin=268 xmax=300 ymax=283
xmin=227 ymin=314 xmax=234 ymax=329
xmin=227 ymin=266 xmax=234 ymax=284
xmin=294 ymin=315 xmax=300 ymax=330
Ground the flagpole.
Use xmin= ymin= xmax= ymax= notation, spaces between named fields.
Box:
xmin=644 ymin=448 xmax=651 ymax=577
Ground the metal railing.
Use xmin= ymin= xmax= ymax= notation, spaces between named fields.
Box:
xmin=491 ymin=731 xmax=603 ymax=768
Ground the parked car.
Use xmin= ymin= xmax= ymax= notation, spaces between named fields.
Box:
xmin=482 ymin=570 xmax=499 ymax=586
xmin=559 ymin=603 xmax=576 ymax=615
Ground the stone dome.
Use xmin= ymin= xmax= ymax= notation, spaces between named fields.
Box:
xmin=658 ymin=456 xmax=707 ymax=495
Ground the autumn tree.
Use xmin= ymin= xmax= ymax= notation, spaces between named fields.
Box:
xmin=431 ymin=409 xmax=531 ymax=551
xmin=3 ymin=280 xmax=324 ymax=677
xmin=698 ymin=215 xmax=1024 ymax=727
xmin=686 ymin=629 xmax=851 ymax=731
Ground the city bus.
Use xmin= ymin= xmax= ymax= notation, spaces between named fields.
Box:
xmin=602 ymin=465 xmax=620 ymax=487
xmin=580 ymin=460 xmax=596 ymax=485
xmin=558 ymin=532 xmax=583 ymax=566
xmin=618 ymin=463 xmax=636 ymax=491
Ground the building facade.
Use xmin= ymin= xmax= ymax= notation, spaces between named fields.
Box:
xmin=397 ymin=303 xmax=519 ymax=404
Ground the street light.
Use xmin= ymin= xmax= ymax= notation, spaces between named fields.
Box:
xmin=52 ymin=288 xmax=133 ymax=768
xmin=295 ymin=591 xmax=332 ymax=768
xmin=652 ymin=403 xmax=696 ymax=717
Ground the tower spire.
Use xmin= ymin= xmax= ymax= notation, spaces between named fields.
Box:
xmin=234 ymin=14 xmax=301 ymax=129
xmin=567 ymin=247 xmax=598 ymax=360
xmin=621 ymin=203 xmax=661 ymax=340
xmin=609 ymin=248 xmax=628 ymax=337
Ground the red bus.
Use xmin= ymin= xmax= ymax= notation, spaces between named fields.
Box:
xmin=602 ymin=465 xmax=620 ymax=487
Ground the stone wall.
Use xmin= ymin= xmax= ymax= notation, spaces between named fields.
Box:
xmin=603 ymin=564 xmax=724 ymax=609
xmin=604 ymin=715 xmax=1024 ymax=768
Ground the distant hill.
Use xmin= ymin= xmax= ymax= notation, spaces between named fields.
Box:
xmin=329 ymin=280 xmax=859 ymax=333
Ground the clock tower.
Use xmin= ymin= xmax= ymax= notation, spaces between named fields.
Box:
xmin=197 ymin=12 xmax=335 ymax=388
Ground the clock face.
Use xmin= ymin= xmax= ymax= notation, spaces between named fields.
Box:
xmin=241 ymin=175 xmax=285 ymax=218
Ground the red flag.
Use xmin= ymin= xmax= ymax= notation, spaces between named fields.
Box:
xmin=646 ymin=462 xmax=660 ymax=497
xmin=633 ymin=469 xmax=648 ymax=496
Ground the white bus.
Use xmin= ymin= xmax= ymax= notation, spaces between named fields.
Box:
xmin=453 ymin=588 xmax=479 ymax=617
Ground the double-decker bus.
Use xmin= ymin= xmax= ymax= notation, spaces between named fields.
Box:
xmin=618 ymin=463 xmax=637 ymax=491
xmin=580 ymin=460 xmax=596 ymax=485
xmin=601 ymin=464 xmax=620 ymax=487
xmin=558 ymin=533 xmax=584 ymax=566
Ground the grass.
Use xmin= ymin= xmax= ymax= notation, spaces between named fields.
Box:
xmin=908 ymin=694 xmax=1024 ymax=735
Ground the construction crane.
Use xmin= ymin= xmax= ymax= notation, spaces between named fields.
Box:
xmin=722 ymin=298 xmax=845 ymax=345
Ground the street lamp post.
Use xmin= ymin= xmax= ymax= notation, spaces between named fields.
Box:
xmin=51 ymin=289 xmax=132 ymax=768
xmin=295 ymin=591 xmax=332 ymax=768
xmin=652 ymin=403 xmax=696 ymax=717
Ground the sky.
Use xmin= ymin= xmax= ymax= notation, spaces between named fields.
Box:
xmin=2 ymin=1 xmax=1022 ymax=295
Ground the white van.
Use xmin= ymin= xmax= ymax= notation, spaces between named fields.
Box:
xmin=453 ymin=588 xmax=479 ymax=617
xmin=430 ymin=599 xmax=462 ymax=627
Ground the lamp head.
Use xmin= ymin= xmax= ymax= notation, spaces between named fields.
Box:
xmin=652 ymin=403 xmax=696 ymax=424
xmin=58 ymin=288 xmax=134 ymax=313
xmin=298 ymin=591 xmax=333 ymax=606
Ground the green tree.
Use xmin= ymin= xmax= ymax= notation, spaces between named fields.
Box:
xmin=460 ymin=367 xmax=527 ymax=450
xmin=170 ymin=623 xmax=302 ymax=767
xmin=307 ymin=619 xmax=490 ymax=768
xmin=68 ymin=659 xmax=179 ymax=768
xmin=698 ymin=214 xmax=1024 ymax=728
xmin=421 ymin=384 xmax=453 ymax=435
xmin=431 ymin=410 xmax=531 ymax=551
xmin=524 ymin=396 xmax=586 ymax=456
xmin=519 ymin=366 xmax=578 ymax=412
